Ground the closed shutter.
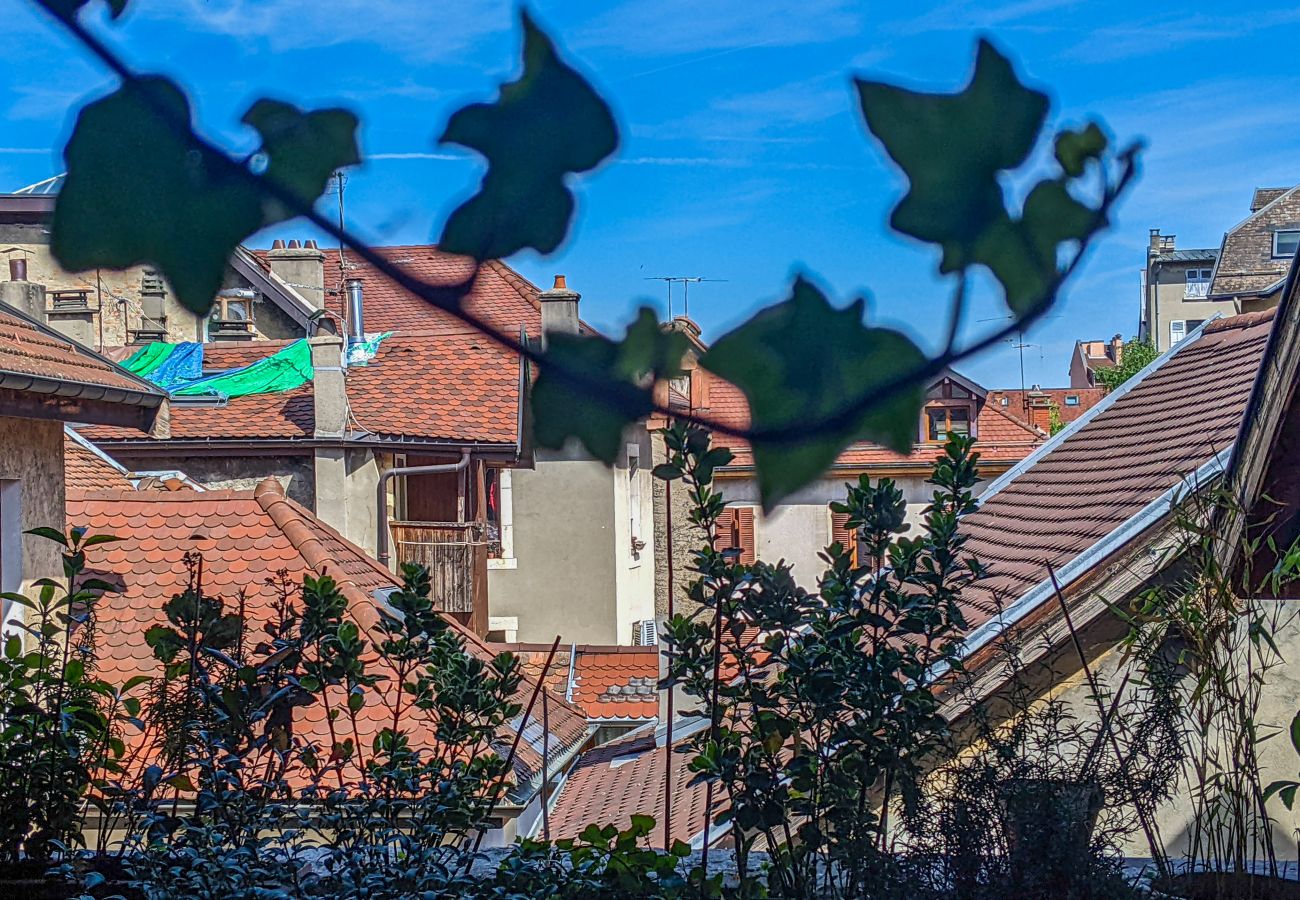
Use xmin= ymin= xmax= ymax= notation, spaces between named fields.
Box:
xmin=736 ymin=507 xmax=756 ymax=565
xmin=714 ymin=507 xmax=756 ymax=564
xmin=830 ymin=509 xmax=853 ymax=558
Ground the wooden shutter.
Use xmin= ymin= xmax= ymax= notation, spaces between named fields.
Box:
xmin=830 ymin=509 xmax=856 ymax=565
xmin=714 ymin=507 xmax=756 ymax=564
xmin=736 ymin=507 xmax=756 ymax=565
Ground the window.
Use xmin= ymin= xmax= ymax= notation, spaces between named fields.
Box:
xmin=1275 ymin=231 xmax=1300 ymax=258
xmin=206 ymin=294 xmax=255 ymax=340
xmin=1000 ymin=396 xmax=1009 ymax=406
xmin=1065 ymin=394 xmax=1080 ymax=406
xmin=487 ymin=468 xmax=516 ymax=569
xmin=1170 ymin=320 xmax=1187 ymax=345
xmin=1185 ymin=268 xmax=1212 ymax=283
xmin=627 ymin=444 xmax=644 ymax=563
xmin=714 ymin=507 xmax=756 ymax=565
xmin=830 ymin=508 xmax=873 ymax=572
xmin=926 ymin=407 xmax=971 ymax=442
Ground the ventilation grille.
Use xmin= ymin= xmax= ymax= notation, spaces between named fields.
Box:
xmin=634 ymin=619 xmax=658 ymax=646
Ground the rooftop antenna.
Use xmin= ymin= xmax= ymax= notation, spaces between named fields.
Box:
xmin=645 ymin=275 xmax=727 ymax=319
xmin=334 ymin=171 xmax=348 ymax=286
xmin=977 ymin=314 xmax=1056 ymax=410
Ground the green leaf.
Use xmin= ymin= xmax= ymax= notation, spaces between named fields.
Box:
xmin=53 ymin=76 xmax=264 ymax=315
xmin=531 ymin=308 xmax=687 ymax=462
xmin=1290 ymin=711 xmax=1300 ymax=755
xmin=1055 ymin=122 xmax=1108 ymax=178
xmin=855 ymin=40 xmax=1048 ymax=275
xmin=25 ymin=526 xmax=69 ymax=547
xmin=700 ymin=276 xmax=925 ymax=510
xmin=53 ymin=79 xmax=360 ymax=316
xmin=242 ymin=98 xmax=360 ymax=220
xmin=970 ymin=178 xmax=1098 ymax=317
xmin=46 ymin=0 xmax=129 ymax=20
xmin=439 ymin=10 xmax=617 ymax=260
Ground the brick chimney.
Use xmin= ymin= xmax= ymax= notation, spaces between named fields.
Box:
xmin=539 ymin=274 xmax=579 ymax=349
xmin=0 ymin=257 xmax=46 ymax=323
xmin=1110 ymin=333 xmax=1124 ymax=364
xmin=267 ymin=238 xmax=326 ymax=308
xmin=1025 ymin=386 xmax=1053 ymax=433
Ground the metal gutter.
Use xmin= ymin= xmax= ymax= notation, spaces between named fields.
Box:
xmin=977 ymin=314 xmax=1223 ymax=504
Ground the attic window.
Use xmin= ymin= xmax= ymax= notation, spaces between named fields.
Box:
xmin=1065 ymin=395 xmax=1080 ymax=406
xmin=1273 ymin=231 xmax=1300 ymax=258
xmin=1000 ymin=397 xmax=1009 ymax=406
xmin=926 ymin=407 xmax=970 ymax=442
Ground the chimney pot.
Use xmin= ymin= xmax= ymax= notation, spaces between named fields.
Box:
xmin=288 ymin=239 xmax=302 ymax=249
xmin=304 ymin=239 xmax=318 ymax=250
xmin=9 ymin=258 xmax=26 ymax=282
xmin=271 ymin=239 xmax=286 ymax=250
xmin=538 ymin=274 xmax=581 ymax=349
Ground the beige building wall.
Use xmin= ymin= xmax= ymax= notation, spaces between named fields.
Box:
xmin=0 ymin=417 xmax=66 ymax=626
xmin=1148 ymin=263 xmax=1229 ymax=353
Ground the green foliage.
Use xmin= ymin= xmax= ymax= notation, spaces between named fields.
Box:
xmin=0 ymin=527 xmax=136 ymax=865
xmin=856 ymin=40 xmax=1107 ymax=318
xmin=532 ymin=307 xmax=689 ymax=461
xmin=1048 ymin=404 xmax=1066 ymax=435
xmin=439 ymin=10 xmax=618 ymax=261
xmin=700 ymin=276 xmax=925 ymax=509
xmin=659 ymin=423 xmax=985 ymax=897
xmin=52 ymin=78 xmax=358 ymax=315
xmin=484 ymin=818 xmax=725 ymax=898
xmin=1095 ymin=337 xmax=1157 ymax=391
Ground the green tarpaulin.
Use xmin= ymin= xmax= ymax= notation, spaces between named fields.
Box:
xmin=174 ymin=339 xmax=314 ymax=398
xmin=122 ymin=341 xmax=177 ymax=379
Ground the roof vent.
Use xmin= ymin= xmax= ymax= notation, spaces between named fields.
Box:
xmin=635 ymin=619 xmax=658 ymax=646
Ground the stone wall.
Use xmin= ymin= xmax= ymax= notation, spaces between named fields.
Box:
xmin=0 ymin=416 xmax=65 ymax=600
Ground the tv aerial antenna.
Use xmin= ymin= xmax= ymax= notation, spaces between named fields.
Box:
xmin=977 ymin=314 xmax=1059 ymax=395
xmin=645 ymin=276 xmax=727 ymax=319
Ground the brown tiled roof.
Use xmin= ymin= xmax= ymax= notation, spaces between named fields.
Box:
xmin=1210 ymin=186 xmax=1300 ymax=298
xmin=68 ymin=479 xmax=588 ymax=796
xmin=957 ymin=310 xmax=1273 ymax=624
xmin=64 ymin=432 xmax=132 ymax=490
xmin=0 ymin=306 xmax=161 ymax=400
xmin=987 ymin=387 xmax=1106 ymax=425
xmin=703 ymin=373 xmax=1044 ymax=472
xmin=548 ymin=722 xmax=720 ymax=845
xmin=82 ymin=325 xmax=521 ymax=446
xmin=502 ymin=644 xmax=659 ymax=722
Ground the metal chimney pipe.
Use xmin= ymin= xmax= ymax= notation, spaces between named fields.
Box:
xmin=345 ymin=278 xmax=364 ymax=342
xmin=9 ymin=258 xmax=27 ymax=282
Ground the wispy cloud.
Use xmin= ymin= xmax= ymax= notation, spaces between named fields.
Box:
xmin=637 ymin=75 xmax=852 ymax=146
xmin=576 ymin=0 xmax=861 ymax=56
xmin=149 ymin=0 xmax=511 ymax=62
xmin=0 ymin=147 xmax=50 ymax=155
xmin=887 ymin=0 xmax=1077 ymax=36
xmin=368 ymin=152 xmax=462 ymax=161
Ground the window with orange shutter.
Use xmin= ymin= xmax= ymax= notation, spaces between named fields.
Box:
xmin=829 ymin=507 xmax=872 ymax=570
xmin=714 ymin=506 xmax=756 ymax=564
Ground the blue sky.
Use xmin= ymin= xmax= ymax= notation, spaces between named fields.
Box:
xmin=2 ymin=0 xmax=1297 ymax=388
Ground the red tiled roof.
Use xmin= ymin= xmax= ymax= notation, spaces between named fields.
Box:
xmin=501 ymin=644 xmax=659 ymax=722
xmin=957 ymin=310 xmax=1274 ymax=625
xmin=704 ymin=374 xmax=1044 ymax=472
xmin=65 ymin=433 xmax=132 ymax=491
xmin=548 ymin=723 xmax=720 ymax=846
xmin=0 ymin=307 xmax=161 ymax=409
xmin=68 ymin=479 xmax=587 ymax=795
xmin=81 ymin=326 xmax=521 ymax=446
xmin=987 ymin=387 xmax=1106 ymax=425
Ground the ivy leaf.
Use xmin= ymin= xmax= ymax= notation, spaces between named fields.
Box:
xmin=531 ymin=308 xmax=687 ymax=462
xmin=439 ymin=11 xmax=617 ymax=260
xmin=1055 ymin=122 xmax=1107 ymax=178
xmin=971 ymin=178 xmax=1099 ymax=317
xmin=45 ymin=0 xmax=129 ymax=19
xmin=700 ymin=276 xmax=925 ymax=510
xmin=242 ymin=98 xmax=360 ymax=220
xmin=52 ymin=77 xmax=264 ymax=315
xmin=856 ymin=40 xmax=1050 ymax=298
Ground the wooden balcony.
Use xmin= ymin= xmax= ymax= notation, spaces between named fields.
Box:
xmin=388 ymin=520 xmax=489 ymax=634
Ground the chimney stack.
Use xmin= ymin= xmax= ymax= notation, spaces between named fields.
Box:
xmin=0 ymin=253 xmax=46 ymax=323
xmin=539 ymin=274 xmax=580 ymax=349
xmin=1110 ymin=333 xmax=1124 ymax=363
xmin=309 ymin=320 xmax=347 ymax=439
xmin=267 ymin=238 xmax=326 ymax=309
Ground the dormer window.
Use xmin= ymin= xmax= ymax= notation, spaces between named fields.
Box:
xmin=926 ymin=407 xmax=970 ymax=442
xmin=1274 ymin=230 xmax=1300 ymax=258
xmin=205 ymin=292 xmax=256 ymax=341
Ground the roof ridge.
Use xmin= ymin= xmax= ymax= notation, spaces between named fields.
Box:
xmin=1205 ymin=308 xmax=1277 ymax=333
xmin=67 ymin=486 xmax=254 ymax=502
xmin=1225 ymin=185 xmax=1300 ymax=238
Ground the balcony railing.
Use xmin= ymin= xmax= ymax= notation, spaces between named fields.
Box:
xmin=388 ymin=520 xmax=488 ymax=621
xmin=1184 ymin=281 xmax=1210 ymax=299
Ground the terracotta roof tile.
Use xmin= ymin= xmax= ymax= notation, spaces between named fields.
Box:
xmin=957 ymin=309 xmax=1274 ymax=626
xmin=987 ymin=387 xmax=1106 ymax=425
xmin=69 ymin=480 xmax=587 ymax=795
xmin=0 ymin=307 xmax=158 ymax=397
xmin=64 ymin=433 xmax=132 ymax=490
xmin=500 ymin=645 xmax=659 ymax=722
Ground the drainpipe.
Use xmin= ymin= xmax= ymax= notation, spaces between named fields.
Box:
xmin=376 ymin=449 xmax=472 ymax=568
